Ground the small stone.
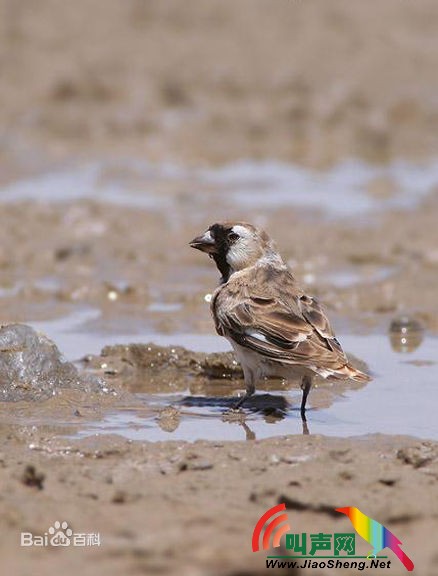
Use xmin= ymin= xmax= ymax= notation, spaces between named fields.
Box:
xmin=112 ymin=490 xmax=127 ymax=503
xmin=379 ymin=476 xmax=398 ymax=486
xmin=111 ymin=490 xmax=140 ymax=504
xmin=339 ymin=470 xmax=354 ymax=481
xmin=21 ymin=465 xmax=45 ymax=490
xmin=397 ymin=443 xmax=436 ymax=468
xmin=178 ymin=460 xmax=213 ymax=472
xmin=280 ymin=455 xmax=311 ymax=464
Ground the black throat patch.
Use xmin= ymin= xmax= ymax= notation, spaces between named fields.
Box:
xmin=209 ymin=223 xmax=233 ymax=283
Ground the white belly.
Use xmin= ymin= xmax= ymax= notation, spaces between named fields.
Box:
xmin=228 ymin=339 xmax=311 ymax=383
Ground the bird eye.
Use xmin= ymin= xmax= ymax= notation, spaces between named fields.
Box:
xmin=228 ymin=232 xmax=239 ymax=242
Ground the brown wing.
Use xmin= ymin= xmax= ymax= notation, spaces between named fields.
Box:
xmin=212 ymin=268 xmax=348 ymax=373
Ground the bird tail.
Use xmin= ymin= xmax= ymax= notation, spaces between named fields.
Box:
xmin=391 ymin=543 xmax=414 ymax=572
xmin=334 ymin=363 xmax=371 ymax=383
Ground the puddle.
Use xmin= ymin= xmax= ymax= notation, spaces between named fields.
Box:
xmin=200 ymin=159 xmax=438 ymax=217
xmin=0 ymin=282 xmax=23 ymax=298
xmin=325 ymin=265 xmax=397 ymax=288
xmin=69 ymin=334 xmax=437 ymax=442
xmin=13 ymin=310 xmax=438 ymax=442
xmin=30 ymin=308 xmax=230 ymax=359
xmin=1 ymin=158 xmax=438 ymax=218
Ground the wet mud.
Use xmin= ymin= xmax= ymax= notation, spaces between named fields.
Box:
xmin=1 ymin=431 xmax=437 ymax=576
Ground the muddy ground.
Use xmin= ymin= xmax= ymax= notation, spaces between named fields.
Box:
xmin=1 ymin=0 xmax=438 ymax=170
xmin=1 ymin=431 xmax=437 ymax=576
xmin=1 ymin=1 xmax=438 ymax=575
xmin=0 ymin=193 xmax=437 ymax=334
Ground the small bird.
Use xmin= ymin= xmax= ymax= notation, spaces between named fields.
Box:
xmin=336 ymin=506 xmax=414 ymax=571
xmin=190 ymin=222 xmax=369 ymax=420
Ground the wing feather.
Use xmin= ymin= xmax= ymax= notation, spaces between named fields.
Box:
xmin=212 ymin=267 xmax=348 ymax=372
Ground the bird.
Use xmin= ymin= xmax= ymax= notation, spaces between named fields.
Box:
xmin=189 ymin=222 xmax=370 ymax=420
xmin=336 ymin=506 xmax=414 ymax=571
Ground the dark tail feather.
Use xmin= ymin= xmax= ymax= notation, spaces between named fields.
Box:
xmin=392 ymin=543 xmax=414 ymax=571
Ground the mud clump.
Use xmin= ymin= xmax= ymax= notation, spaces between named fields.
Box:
xmin=397 ymin=442 xmax=438 ymax=469
xmin=82 ymin=343 xmax=370 ymax=409
xmin=83 ymin=343 xmax=243 ymax=393
xmin=0 ymin=324 xmax=105 ymax=401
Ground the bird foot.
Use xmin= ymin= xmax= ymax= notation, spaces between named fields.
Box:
xmin=222 ymin=408 xmax=247 ymax=423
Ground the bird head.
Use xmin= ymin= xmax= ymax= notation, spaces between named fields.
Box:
xmin=190 ymin=222 xmax=280 ymax=282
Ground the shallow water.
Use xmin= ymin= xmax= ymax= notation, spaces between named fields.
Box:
xmin=324 ymin=265 xmax=397 ymax=289
xmin=25 ymin=311 xmax=438 ymax=442
xmin=1 ymin=158 xmax=438 ymax=218
xmin=72 ymin=334 xmax=437 ymax=442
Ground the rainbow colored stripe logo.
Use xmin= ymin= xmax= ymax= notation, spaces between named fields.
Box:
xmin=335 ymin=507 xmax=414 ymax=571
xmin=252 ymin=504 xmax=414 ymax=571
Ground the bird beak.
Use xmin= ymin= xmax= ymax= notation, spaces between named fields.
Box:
xmin=189 ymin=231 xmax=217 ymax=254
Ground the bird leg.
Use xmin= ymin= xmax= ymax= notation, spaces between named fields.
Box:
xmin=300 ymin=374 xmax=312 ymax=421
xmin=233 ymin=367 xmax=256 ymax=410
xmin=301 ymin=419 xmax=309 ymax=436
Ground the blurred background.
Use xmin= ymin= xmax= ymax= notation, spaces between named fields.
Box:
xmin=1 ymin=0 xmax=438 ymax=168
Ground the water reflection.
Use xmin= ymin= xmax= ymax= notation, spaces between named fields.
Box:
xmin=67 ymin=333 xmax=438 ymax=442
xmin=155 ymin=393 xmax=311 ymax=439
